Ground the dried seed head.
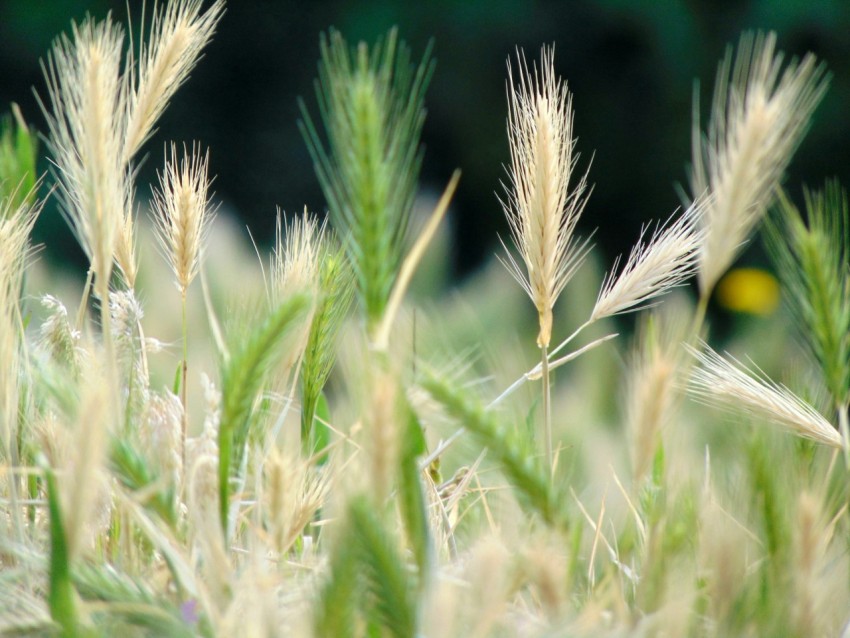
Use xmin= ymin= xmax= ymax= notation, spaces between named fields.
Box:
xmin=592 ymin=200 xmax=705 ymax=321
xmin=272 ymin=209 xmax=324 ymax=301
xmin=141 ymin=389 xmax=184 ymax=488
xmin=40 ymin=16 xmax=128 ymax=292
xmin=687 ymin=342 xmax=842 ymax=448
xmin=123 ymin=0 xmax=224 ymax=161
xmin=691 ymin=32 xmax=828 ymax=295
xmin=500 ymin=45 xmax=590 ymax=348
xmin=39 ymin=294 xmax=83 ymax=372
xmin=151 ymin=142 xmax=215 ymax=296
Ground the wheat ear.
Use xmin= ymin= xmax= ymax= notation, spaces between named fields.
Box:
xmin=687 ymin=342 xmax=842 ymax=448
xmin=692 ymin=32 xmax=828 ymax=298
xmin=500 ymin=46 xmax=589 ymax=476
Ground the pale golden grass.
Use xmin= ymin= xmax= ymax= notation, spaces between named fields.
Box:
xmin=123 ymin=0 xmax=224 ymax=162
xmin=691 ymin=31 xmax=828 ymax=296
xmin=263 ymin=448 xmax=329 ymax=555
xmin=115 ymin=205 xmax=138 ymax=287
xmin=697 ymin=496 xmax=752 ymax=622
xmin=10 ymin=8 xmax=850 ymax=637
xmin=624 ymin=308 xmax=689 ymax=483
xmin=591 ymin=199 xmax=705 ymax=321
xmin=687 ymin=342 xmax=843 ymax=448
xmin=272 ymin=209 xmax=323 ymax=301
xmin=152 ymin=142 xmax=215 ymax=295
xmin=40 ymin=16 xmax=128 ymax=295
xmin=0 ymin=196 xmax=40 ymax=466
xmin=500 ymin=45 xmax=589 ymax=350
xmin=61 ymin=367 xmax=111 ymax=561
xmin=141 ymin=389 xmax=184 ymax=487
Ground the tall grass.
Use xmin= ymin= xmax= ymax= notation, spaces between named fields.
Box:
xmin=2 ymin=2 xmax=849 ymax=636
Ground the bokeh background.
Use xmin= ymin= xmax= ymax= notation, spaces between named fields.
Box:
xmin=2 ymin=0 xmax=849 ymax=285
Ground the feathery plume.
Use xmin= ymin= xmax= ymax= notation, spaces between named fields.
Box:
xmin=687 ymin=342 xmax=842 ymax=448
xmin=0 ymin=195 xmax=40 ymax=462
xmin=40 ymin=15 xmax=128 ymax=293
xmin=272 ymin=210 xmax=323 ymax=301
xmin=38 ymin=295 xmax=83 ymax=373
xmin=300 ymin=28 xmax=433 ymax=335
xmin=123 ymin=0 xmax=224 ymax=161
xmin=151 ymin=143 xmax=215 ymax=296
xmin=691 ymin=31 xmax=828 ymax=296
xmin=500 ymin=46 xmax=589 ymax=349
xmin=592 ymin=200 xmax=704 ymax=321
xmin=625 ymin=310 xmax=688 ymax=484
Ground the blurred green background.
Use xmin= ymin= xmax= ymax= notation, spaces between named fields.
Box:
xmin=2 ymin=0 xmax=849 ymax=283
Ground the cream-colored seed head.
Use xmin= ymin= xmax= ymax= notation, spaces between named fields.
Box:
xmin=500 ymin=46 xmax=589 ymax=348
xmin=41 ymin=17 xmax=128 ymax=293
xmin=692 ymin=32 xmax=827 ymax=295
xmin=272 ymin=209 xmax=324 ymax=301
xmin=123 ymin=0 xmax=224 ymax=161
xmin=152 ymin=143 xmax=215 ymax=296
xmin=687 ymin=342 xmax=842 ymax=448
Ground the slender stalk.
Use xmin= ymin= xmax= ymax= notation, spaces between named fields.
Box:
xmin=541 ymin=344 xmax=552 ymax=481
xmin=487 ymin=320 xmax=602 ymax=409
xmin=689 ymin=291 xmax=710 ymax=344
xmin=97 ymin=277 xmax=118 ymax=433
xmin=181 ymin=289 xmax=189 ymax=473
xmin=838 ymin=403 xmax=849 ymax=469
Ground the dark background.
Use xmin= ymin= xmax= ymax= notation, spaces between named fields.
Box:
xmin=2 ymin=0 xmax=849 ymax=282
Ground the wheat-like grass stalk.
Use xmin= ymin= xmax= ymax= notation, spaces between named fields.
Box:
xmin=40 ymin=15 xmax=129 ymax=300
xmin=272 ymin=209 xmax=323 ymax=301
xmin=766 ymin=184 xmax=850 ymax=409
xmin=300 ymin=28 xmax=433 ymax=337
xmin=298 ymin=233 xmax=354 ymax=456
xmin=687 ymin=342 xmax=842 ymax=448
xmin=0 ymin=195 xmax=40 ymax=468
xmin=123 ymin=0 xmax=224 ymax=162
xmin=500 ymin=46 xmax=589 ymax=477
xmin=152 ymin=142 xmax=215 ymax=466
xmin=591 ymin=200 xmax=704 ymax=321
xmin=152 ymin=142 xmax=215 ymax=296
xmin=500 ymin=45 xmax=589 ymax=350
xmin=691 ymin=31 xmax=828 ymax=299
xmin=625 ymin=310 xmax=688 ymax=484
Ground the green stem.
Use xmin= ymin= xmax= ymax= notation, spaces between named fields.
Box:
xmin=541 ymin=344 xmax=552 ymax=482
xmin=181 ymin=289 xmax=189 ymax=479
xmin=690 ymin=291 xmax=710 ymax=345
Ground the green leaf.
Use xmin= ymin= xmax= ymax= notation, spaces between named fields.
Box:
xmin=398 ymin=394 xmax=431 ymax=580
xmin=218 ymin=292 xmax=311 ymax=535
xmin=109 ymin=438 xmax=177 ymax=529
xmin=42 ymin=460 xmax=78 ymax=637
xmin=420 ymin=370 xmax=564 ymax=528
xmin=0 ymin=104 xmax=38 ymax=211
xmin=349 ymin=496 xmax=418 ymax=638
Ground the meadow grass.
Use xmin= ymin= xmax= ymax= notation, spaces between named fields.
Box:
xmin=1 ymin=2 xmax=848 ymax=636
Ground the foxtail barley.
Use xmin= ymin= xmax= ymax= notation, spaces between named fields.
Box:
xmin=300 ymin=28 xmax=433 ymax=338
xmin=591 ymin=200 xmax=704 ymax=321
xmin=766 ymin=183 xmax=850 ymax=459
xmin=123 ymin=0 xmax=224 ymax=162
xmin=152 ymin=142 xmax=215 ymax=469
xmin=500 ymin=46 xmax=589 ymax=350
xmin=691 ymin=31 xmax=827 ymax=304
xmin=500 ymin=46 xmax=589 ymax=475
xmin=40 ymin=15 xmax=128 ymax=303
xmin=687 ymin=342 xmax=842 ymax=448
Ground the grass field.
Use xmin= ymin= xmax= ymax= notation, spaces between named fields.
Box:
xmin=1 ymin=2 xmax=848 ymax=636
